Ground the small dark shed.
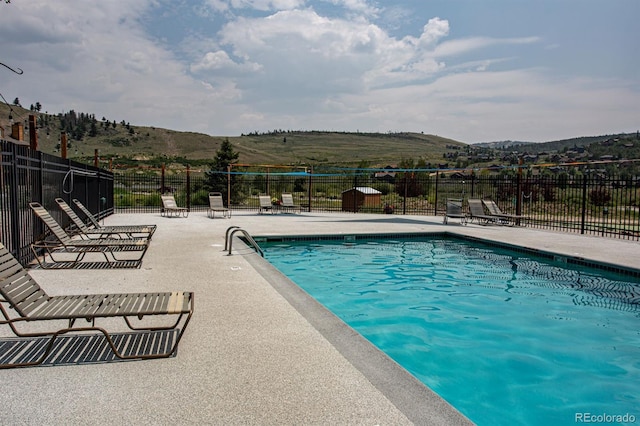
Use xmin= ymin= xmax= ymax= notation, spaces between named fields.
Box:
xmin=341 ymin=187 xmax=382 ymax=212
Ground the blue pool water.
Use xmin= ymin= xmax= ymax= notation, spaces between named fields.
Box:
xmin=261 ymin=236 xmax=640 ymax=425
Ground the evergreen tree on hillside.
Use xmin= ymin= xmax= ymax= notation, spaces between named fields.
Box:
xmin=204 ymin=138 xmax=241 ymax=204
xmin=89 ymin=119 xmax=98 ymax=137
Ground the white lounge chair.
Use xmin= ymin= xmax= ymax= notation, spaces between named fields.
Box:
xmin=161 ymin=194 xmax=189 ymax=218
xmin=280 ymin=193 xmax=301 ymax=214
xmin=258 ymin=195 xmax=274 ymax=214
xmin=207 ymin=192 xmax=231 ymax=218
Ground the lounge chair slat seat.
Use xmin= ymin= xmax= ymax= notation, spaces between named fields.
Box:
xmin=10 ymin=285 xmax=48 ymax=314
xmin=141 ymin=293 xmax=162 ymax=313
xmin=207 ymin=192 xmax=231 ymax=218
xmin=0 ymin=243 xmax=193 ymax=368
xmin=468 ymin=199 xmax=501 ymax=225
xmin=119 ymin=293 xmax=143 ymax=313
xmin=95 ymin=294 xmax=125 ymax=316
xmin=280 ymin=193 xmax=301 ymax=214
xmin=34 ymin=295 xmax=90 ymax=318
xmin=443 ymin=198 xmax=467 ymax=225
xmin=72 ymin=199 xmax=156 ymax=238
xmin=258 ymin=195 xmax=274 ymax=214
xmin=56 ymin=198 xmax=155 ymax=240
xmin=161 ymin=195 xmax=189 ymax=218
xmin=481 ymin=199 xmax=527 ymax=226
xmin=29 ymin=202 xmax=149 ymax=268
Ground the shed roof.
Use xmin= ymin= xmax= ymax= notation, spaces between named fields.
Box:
xmin=341 ymin=187 xmax=382 ymax=195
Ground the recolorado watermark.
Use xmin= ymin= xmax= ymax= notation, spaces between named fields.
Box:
xmin=575 ymin=412 xmax=636 ymax=423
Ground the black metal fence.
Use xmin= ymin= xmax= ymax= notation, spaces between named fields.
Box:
xmin=1 ymin=140 xmax=113 ymax=264
xmin=114 ymin=167 xmax=640 ymax=240
xmin=2 ymin=138 xmax=638 ymax=267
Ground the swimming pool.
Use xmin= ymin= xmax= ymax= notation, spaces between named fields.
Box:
xmin=260 ymin=234 xmax=640 ymax=426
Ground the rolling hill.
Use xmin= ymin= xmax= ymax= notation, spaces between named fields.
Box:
xmin=1 ymin=103 xmax=636 ymax=170
xmin=0 ymin=103 xmax=464 ymax=167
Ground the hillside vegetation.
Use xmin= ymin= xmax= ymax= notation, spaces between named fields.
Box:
xmin=1 ymin=102 xmax=637 ymax=171
xmin=0 ymin=103 xmax=463 ymax=168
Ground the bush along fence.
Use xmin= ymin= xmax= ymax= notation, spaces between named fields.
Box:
xmin=114 ymin=165 xmax=640 ymax=241
xmin=0 ymin=140 xmax=114 ymax=265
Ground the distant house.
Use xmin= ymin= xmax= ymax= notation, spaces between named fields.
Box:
xmin=373 ymin=165 xmax=397 ymax=183
xmin=341 ymin=187 xmax=382 ymax=212
xmin=449 ymin=172 xmax=467 ymax=180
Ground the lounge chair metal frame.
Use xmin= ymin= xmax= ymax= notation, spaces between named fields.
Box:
xmin=29 ymin=202 xmax=149 ymax=268
xmin=481 ymin=199 xmax=526 ymax=226
xmin=280 ymin=193 xmax=301 ymax=214
xmin=55 ymin=198 xmax=155 ymax=240
xmin=71 ymin=199 xmax=156 ymax=238
xmin=207 ymin=192 xmax=231 ymax=219
xmin=258 ymin=195 xmax=275 ymax=214
xmin=467 ymin=198 xmax=501 ymax=225
xmin=161 ymin=194 xmax=189 ymax=218
xmin=0 ymin=243 xmax=193 ymax=368
xmin=443 ymin=198 xmax=467 ymax=225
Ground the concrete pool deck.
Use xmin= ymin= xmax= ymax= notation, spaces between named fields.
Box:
xmin=3 ymin=211 xmax=639 ymax=425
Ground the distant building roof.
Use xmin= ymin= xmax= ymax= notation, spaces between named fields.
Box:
xmin=342 ymin=187 xmax=382 ymax=195
xmin=374 ymin=171 xmax=396 ymax=178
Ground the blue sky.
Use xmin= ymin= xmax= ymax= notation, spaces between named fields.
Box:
xmin=0 ymin=0 xmax=638 ymax=143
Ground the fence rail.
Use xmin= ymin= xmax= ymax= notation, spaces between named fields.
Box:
xmin=1 ymin=140 xmax=114 ymax=264
xmin=114 ymin=167 xmax=640 ymax=240
xmin=2 ymin=139 xmax=638 ymax=268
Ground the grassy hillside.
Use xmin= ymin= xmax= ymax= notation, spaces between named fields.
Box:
xmin=0 ymin=103 xmax=463 ymax=167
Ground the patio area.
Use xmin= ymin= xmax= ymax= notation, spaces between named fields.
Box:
xmin=2 ymin=211 xmax=639 ymax=425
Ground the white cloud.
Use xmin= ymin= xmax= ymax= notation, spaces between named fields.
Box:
xmin=205 ymin=0 xmax=305 ymax=12
xmin=417 ymin=17 xmax=450 ymax=48
xmin=433 ymin=36 xmax=540 ymax=58
xmin=190 ymin=50 xmax=263 ymax=73
xmin=322 ymin=0 xmax=380 ymax=17
xmin=1 ymin=0 xmax=637 ymax=142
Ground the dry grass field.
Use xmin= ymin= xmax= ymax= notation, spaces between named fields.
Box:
xmin=0 ymin=103 xmax=464 ymax=167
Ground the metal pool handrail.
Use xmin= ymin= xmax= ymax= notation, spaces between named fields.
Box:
xmin=224 ymin=226 xmax=264 ymax=257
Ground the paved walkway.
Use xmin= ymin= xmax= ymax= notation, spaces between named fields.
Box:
xmin=2 ymin=211 xmax=639 ymax=425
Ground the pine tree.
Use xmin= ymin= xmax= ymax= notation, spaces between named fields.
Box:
xmin=204 ymin=138 xmax=241 ymax=204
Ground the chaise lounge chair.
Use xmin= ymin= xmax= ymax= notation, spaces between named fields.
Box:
xmin=0 ymin=242 xmax=193 ymax=368
xmin=29 ymin=202 xmax=149 ymax=268
xmin=72 ymin=199 xmax=156 ymax=239
xmin=443 ymin=198 xmax=467 ymax=225
xmin=55 ymin=198 xmax=155 ymax=240
xmin=258 ymin=195 xmax=274 ymax=214
xmin=280 ymin=193 xmax=301 ymax=214
xmin=161 ymin=194 xmax=189 ymax=218
xmin=207 ymin=192 xmax=231 ymax=219
xmin=468 ymin=199 xmax=501 ymax=225
xmin=482 ymin=199 xmax=526 ymax=226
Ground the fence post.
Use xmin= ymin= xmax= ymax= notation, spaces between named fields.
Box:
xmin=353 ymin=175 xmax=358 ymax=212
xmin=471 ymin=173 xmax=475 ymax=198
xmin=307 ymin=166 xmax=313 ymax=212
xmin=516 ymin=157 xmax=523 ymax=225
xmin=434 ymin=172 xmax=439 ymax=216
xmin=227 ymin=165 xmax=231 ymax=208
xmin=60 ymin=131 xmax=67 ymax=159
xmin=581 ymin=174 xmax=588 ymax=234
xmin=9 ymin=143 xmax=21 ymax=256
xmin=28 ymin=115 xmax=38 ymax=150
xmin=161 ymin=163 xmax=165 ymax=194
xmin=402 ymin=173 xmax=408 ymax=215
xmin=186 ymin=164 xmax=191 ymax=210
